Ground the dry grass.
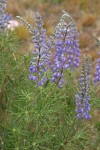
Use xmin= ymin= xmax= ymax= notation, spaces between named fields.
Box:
xmin=80 ymin=32 xmax=91 ymax=48
xmin=81 ymin=14 xmax=96 ymax=27
xmin=14 ymin=26 xmax=29 ymax=40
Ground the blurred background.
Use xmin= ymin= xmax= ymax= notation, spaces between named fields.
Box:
xmin=6 ymin=0 xmax=100 ymax=60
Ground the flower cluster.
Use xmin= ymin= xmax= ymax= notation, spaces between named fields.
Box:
xmin=51 ymin=12 xmax=80 ymax=88
xmin=29 ymin=13 xmax=51 ymax=86
xmin=17 ymin=14 xmax=48 ymax=86
xmin=17 ymin=12 xmax=80 ymax=88
xmin=17 ymin=13 xmax=52 ymax=86
xmin=0 ymin=0 xmax=12 ymax=31
xmin=75 ymin=57 xmax=91 ymax=119
xmin=94 ymin=52 xmax=100 ymax=84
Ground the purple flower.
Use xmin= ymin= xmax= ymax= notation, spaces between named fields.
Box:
xmin=38 ymin=76 xmax=47 ymax=86
xmin=17 ymin=11 xmax=80 ymax=88
xmin=29 ymin=66 xmax=36 ymax=73
xmin=75 ymin=57 xmax=91 ymax=119
xmin=51 ymin=12 xmax=80 ymax=88
xmin=29 ymin=13 xmax=51 ymax=86
xmin=0 ymin=0 xmax=12 ymax=31
xmin=17 ymin=12 xmax=52 ymax=87
xmin=29 ymin=74 xmax=37 ymax=81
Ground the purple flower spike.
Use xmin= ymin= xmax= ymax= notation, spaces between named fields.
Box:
xmin=75 ymin=57 xmax=91 ymax=119
xmin=29 ymin=12 xmax=51 ymax=86
xmin=51 ymin=11 xmax=80 ymax=88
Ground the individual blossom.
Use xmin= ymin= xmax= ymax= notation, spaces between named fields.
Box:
xmin=94 ymin=52 xmax=100 ymax=84
xmin=51 ymin=11 xmax=80 ymax=88
xmin=17 ymin=13 xmax=51 ymax=86
xmin=75 ymin=57 xmax=91 ymax=119
xmin=0 ymin=0 xmax=12 ymax=31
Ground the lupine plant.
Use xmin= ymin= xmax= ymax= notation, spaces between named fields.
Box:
xmin=51 ymin=12 xmax=80 ymax=88
xmin=17 ymin=13 xmax=52 ymax=87
xmin=0 ymin=2 xmax=100 ymax=149
xmin=17 ymin=11 xmax=80 ymax=88
xmin=29 ymin=13 xmax=52 ymax=86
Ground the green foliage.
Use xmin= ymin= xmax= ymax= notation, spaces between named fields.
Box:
xmin=0 ymin=32 xmax=18 ymax=110
xmin=0 ymin=31 xmax=100 ymax=150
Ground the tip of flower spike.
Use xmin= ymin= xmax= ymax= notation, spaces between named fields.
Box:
xmin=61 ymin=10 xmax=73 ymax=23
xmin=16 ymin=16 xmax=34 ymax=33
xmin=62 ymin=10 xmax=70 ymax=17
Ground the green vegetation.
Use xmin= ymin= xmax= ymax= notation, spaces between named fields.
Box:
xmin=0 ymin=0 xmax=100 ymax=149
xmin=0 ymin=31 xmax=100 ymax=150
